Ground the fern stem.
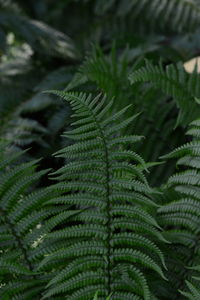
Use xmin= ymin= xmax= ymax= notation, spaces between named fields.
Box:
xmin=56 ymin=93 xmax=114 ymax=295
xmin=79 ymin=96 xmax=112 ymax=295
xmin=102 ymin=133 xmax=112 ymax=295
xmin=92 ymin=113 xmax=112 ymax=295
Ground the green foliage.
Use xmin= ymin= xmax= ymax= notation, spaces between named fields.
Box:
xmin=129 ymin=59 xmax=200 ymax=126
xmin=93 ymin=291 xmax=112 ymax=300
xmin=66 ymin=46 xmax=186 ymax=186
xmin=70 ymin=0 xmax=200 ymax=34
xmin=1 ymin=0 xmax=200 ymax=299
xmin=38 ymin=91 xmax=166 ymax=299
xmin=0 ymin=143 xmax=55 ymax=298
xmin=157 ymin=119 xmax=200 ymax=299
xmin=180 ymin=266 xmax=200 ymax=299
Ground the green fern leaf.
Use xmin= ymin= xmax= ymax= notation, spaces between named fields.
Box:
xmin=39 ymin=91 xmax=166 ymax=299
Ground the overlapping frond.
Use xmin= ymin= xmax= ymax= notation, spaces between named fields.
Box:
xmin=180 ymin=266 xmax=200 ymax=299
xmin=157 ymin=118 xmax=200 ymax=298
xmin=65 ymin=46 xmax=131 ymax=113
xmin=129 ymin=59 xmax=200 ymax=126
xmin=119 ymin=0 xmax=200 ymax=32
xmin=0 ymin=143 xmax=59 ymax=299
xmin=1 ymin=1 xmax=200 ymax=298
xmin=39 ymin=91 xmax=166 ymax=299
xmin=66 ymin=47 xmax=184 ymax=186
xmin=73 ymin=0 xmax=200 ymax=32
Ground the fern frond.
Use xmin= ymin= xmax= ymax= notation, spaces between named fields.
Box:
xmin=92 ymin=0 xmax=200 ymax=32
xmin=180 ymin=266 xmax=200 ymax=299
xmin=157 ymin=118 xmax=200 ymax=298
xmin=0 ymin=143 xmax=58 ymax=298
xmin=129 ymin=59 xmax=200 ymax=126
xmin=66 ymin=46 xmax=186 ymax=186
xmin=40 ymin=91 xmax=166 ymax=299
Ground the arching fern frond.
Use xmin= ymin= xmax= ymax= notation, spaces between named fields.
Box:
xmin=73 ymin=0 xmax=200 ymax=33
xmin=66 ymin=46 xmax=184 ymax=186
xmin=65 ymin=46 xmax=131 ymax=112
xmin=0 ymin=143 xmax=60 ymax=299
xmin=157 ymin=118 xmax=200 ymax=299
xmin=129 ymin=59 xmax=200 ymax=126
xmin=39 ymin=91 xmax=166 ymax=299
xmin=116 ymin=0 xmax=200 ymax=32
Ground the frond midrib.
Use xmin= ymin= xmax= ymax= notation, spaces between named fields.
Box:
xmin=61 ymin=93 xmax=112 ymax=294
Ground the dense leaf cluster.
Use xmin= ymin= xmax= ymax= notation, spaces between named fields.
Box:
xmin=1 ymin=0 xmax=200 ymax=299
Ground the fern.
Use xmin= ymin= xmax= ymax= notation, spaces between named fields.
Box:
xmin=37 ymin=91 xmax=166 ymax=299
xmin=66 ymin=47 xmax=186 ymax=185
xmin=116 ymin=0 xmax=200 ymax=32
xmin=65 ymin=46 xmax=129 ymax=110
xmin=180 ymin=266 xmax=200 ymax=299
xmin=2 ymin=0 xmax=200 ymax=298
xmin=73 ymin=0 xmax=200 ymax=32
xmin=157 ymin=118 xmax=200 ymax=298
xmin=0 ymin=143 xmax=60 ymax=299
xmin=129 ymin=59 xmax=200 ymax=126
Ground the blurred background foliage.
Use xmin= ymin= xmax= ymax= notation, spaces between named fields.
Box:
xmin=1 ymin=0 xmax=200 ymax=186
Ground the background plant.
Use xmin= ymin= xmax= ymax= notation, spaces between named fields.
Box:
xmin=1 ymin=0 xmax=200 ymax=299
